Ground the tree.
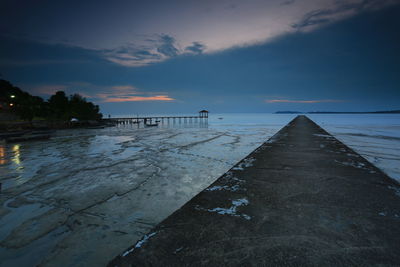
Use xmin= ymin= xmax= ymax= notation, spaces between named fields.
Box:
xmin=48 ymin=91 xmax=69 ymax=120
xmin=17 ymin=94 xmax=46 ymax=121
xmin=1 ymin=79 xmax=103 ymax=122
xmin=68 ymin=94 xmax=102 ymax=120
xmin=0 ymin=79 xmax=44 ymax=121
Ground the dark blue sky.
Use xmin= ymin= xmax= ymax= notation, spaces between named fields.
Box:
xmin=1 ymin=0 xmax=399 ymax=115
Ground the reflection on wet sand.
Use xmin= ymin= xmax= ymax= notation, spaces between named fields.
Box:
xmin=0 ymin=145 xmax=6 ymax=165
xmin=0 ymin=144 xmax=22 ymax=166
xmin=12 ymin=144 xmax=21 ymax=166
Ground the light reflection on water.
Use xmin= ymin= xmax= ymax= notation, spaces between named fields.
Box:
xmin=0 ymin=143 xmax=26 ymax=188
xmin=0 ymin=144 xmax=22 ymax=166
xmin=12 ymin=144 xmax=21 ymax=166
xmin=0 ymin=145 xmax=6 ymax=165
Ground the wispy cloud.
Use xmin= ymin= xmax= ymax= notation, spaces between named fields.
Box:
xmin=292 ymin=0 xmax=399 ymax=30
xmin=102 ymin=0 xmax=398 ymax=67
xmin=95 ymin=85 xmax=175 ymax=102
xmin=102 ymin=35 xmax=177 ymax=67
xmin=28 ymin=82 xmax=175 ymax=103
xmin=266 ymin=99 xmax=345 ymax=103
xmin=102 ymin=34 xmax=181 ymax=67
xmin=156 ymin=34 xmax=180 ymax=57
xmin=103 ymin=34 xmax=207 ymax=67
xmin=102 ymin=44 xmax=163 ymax=67
xmin=184 ymin=42 xmax=206 ymax=54
xmin=3 ymin=0 xmax=398 ymax=68
xmin=100 ymin=95 xmax=175 ymax=102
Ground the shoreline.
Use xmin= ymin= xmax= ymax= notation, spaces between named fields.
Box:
xmin=0 ymin=119 xmax=111 ymax=133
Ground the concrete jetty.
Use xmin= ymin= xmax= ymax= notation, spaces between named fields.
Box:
xmin=109 ymin=115 xmax=400 ymax=266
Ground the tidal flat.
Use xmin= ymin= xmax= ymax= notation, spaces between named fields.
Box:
xmin=1 ymin=114 xmax=399 ymax=266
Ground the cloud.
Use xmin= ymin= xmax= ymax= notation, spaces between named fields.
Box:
xmin=104 ymin=35 xmax=208 ymax=66
xmin=103 ymin=34 xmax=183 ymax=67
xmin=156 ymin=34 xmax=179 ymax=57
xmin=100 ymin=95 xmax=175 ymax=102
xmin=95 ymin=84 xmax=175 ymax=102
xmin=102 ymin=46 xmax=162 ymax=67
xmin=292 ymin=0 xmax=398 ymax=30
xmin=27 ymin=81 xmax=175 ymax=103
xmin=185 ymin=42 xmax=206 ymax=54
xmin=266 ymin=99 xmax=345 ymax=103
xmin=102 ymin=0 xmax=399 ymax=67
xmin=3 ymin=0 xmax=399 ymax=69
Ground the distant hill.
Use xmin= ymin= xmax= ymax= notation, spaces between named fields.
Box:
xmin=307 ymin=110 xmax=400 ymax=114
xmin=275 ymin=110 xmax=400 ymax=114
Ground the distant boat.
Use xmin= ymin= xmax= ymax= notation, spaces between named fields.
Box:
xmin=145 ymin=123 xmax=158 ymax=127
xmin=218 ymin=117 xmax=223 ymax=120
xmin=155 ymin=120 xmax=161 ymax=123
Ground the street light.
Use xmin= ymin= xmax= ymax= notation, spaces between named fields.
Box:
xmin=9 ymin=103 xmax=14 ymax=107
xmin=10 ymin=95 xmax=15 ymax=98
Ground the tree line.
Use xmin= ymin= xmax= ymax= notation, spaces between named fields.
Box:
xmin=0 ymin=79 xmax=102 ymax=121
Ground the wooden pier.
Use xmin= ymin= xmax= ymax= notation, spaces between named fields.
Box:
xmin=104 ymin=110 xmax=209 ymax=125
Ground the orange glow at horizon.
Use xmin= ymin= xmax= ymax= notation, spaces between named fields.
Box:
xmin=102 ymin=95 xmax=175 ymax=103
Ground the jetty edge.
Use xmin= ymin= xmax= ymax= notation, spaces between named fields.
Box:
xmin=108 ymin=115 xmax=400 ymax=266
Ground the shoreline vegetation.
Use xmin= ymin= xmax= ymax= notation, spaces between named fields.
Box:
xmin=0 ymin=79 xmax=105 ymax=133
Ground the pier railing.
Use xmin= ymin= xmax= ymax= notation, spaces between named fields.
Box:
xmin=103 ymin=115 xmax=208 ymax=125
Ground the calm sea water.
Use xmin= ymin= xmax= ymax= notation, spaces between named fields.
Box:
xmin=0 ymin=113 xmax=399 ymax=266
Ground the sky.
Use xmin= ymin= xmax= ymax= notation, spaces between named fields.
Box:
xmin=1 ymin=0 xmax=400 ymax=115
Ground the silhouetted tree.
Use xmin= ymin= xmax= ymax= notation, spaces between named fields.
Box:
xmin=0 ymin=79 xmax=43 ymax=121
xmin=1 ymin=79 xmax=102 ymax=122
xmin=17 ymin=94 xmax=47 ymax=121
xmin=48 ymin=91 xmax=69 ymax=120
xmin=68 ymin=94 xmax=102 ymax=120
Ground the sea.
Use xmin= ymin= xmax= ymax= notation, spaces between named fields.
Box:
xmin=0 ymin=113 xmax=399 ymax=266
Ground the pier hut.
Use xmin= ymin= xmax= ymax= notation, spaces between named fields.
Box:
xmin=199 ymin=110 xmax=209 ymax=118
